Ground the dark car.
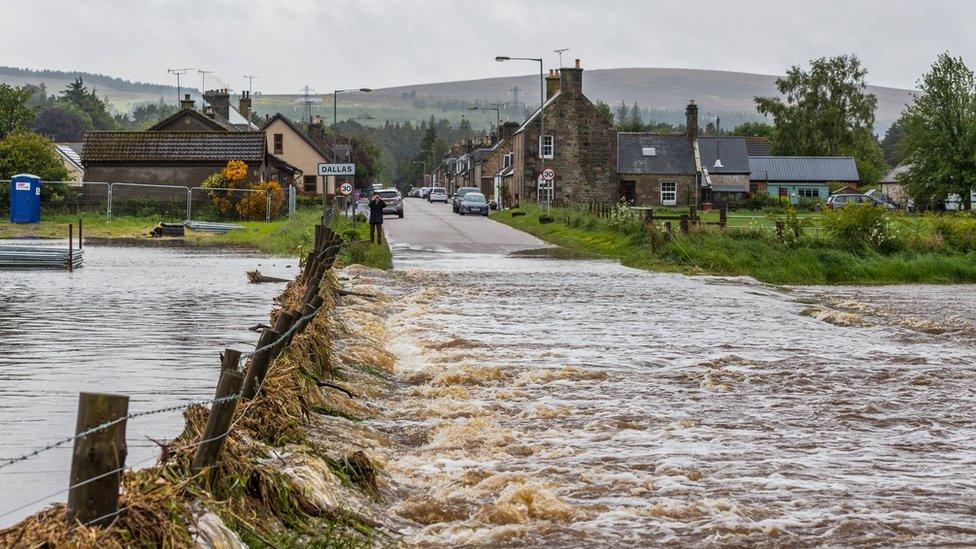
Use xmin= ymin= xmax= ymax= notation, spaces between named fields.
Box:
xmin=458 ymin=192 xmax=489 ymax=216
xmin=376 ymin=188 xmax=404 ymax=218
xmin=452 ymin=187 xmax=481 ymax=213
xmin=826 ymin=192 xmax=895 ymax=210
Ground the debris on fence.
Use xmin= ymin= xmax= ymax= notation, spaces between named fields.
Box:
xmin=183 ymin=221 xmax=244 ymax=233
xmin=246 ymin=270 xmax=289 ymax=283
xmin=149 ymin=223 xmax=185 ymax=238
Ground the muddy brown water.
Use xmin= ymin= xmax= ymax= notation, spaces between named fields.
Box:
xmin=353 ymin=248 xmax=976 ymax=547
xmin=0 ymin=243 xmax=296 ymax=526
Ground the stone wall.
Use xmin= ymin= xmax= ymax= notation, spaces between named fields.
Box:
xmin=618 ymin=174 xmax=697 ymax=206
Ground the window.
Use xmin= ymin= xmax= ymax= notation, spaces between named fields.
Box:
xmin=798 ymin=187 xmax=820 ymax=199
xmin=273 ymin=133 xmax=283 ymax=154
xmin=502 ymin=153 xmax=513 ymax=169
xmin=661 ymin=181 xmax=677 ymax=206
xmin=303 ymin=175 xmax=317 ymax=192
xmin=539 ymin=135 xmax=554 ymax=159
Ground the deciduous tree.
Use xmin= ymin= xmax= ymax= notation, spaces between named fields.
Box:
xmin=0 ymin=84 xmax=36 ymax=138
xmin=0 ymin=130 xmax=69 ymax=181
xmin=900 ymin=53 xmax=976 ymax=210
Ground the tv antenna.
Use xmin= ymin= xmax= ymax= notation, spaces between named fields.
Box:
xmin=197 ymin=69 xmax=213 ymax=93
xmin=554 ymin=48 xmax=570 ymax=67
xmin=243 ymin=75 xmax=259 ymax=95
xmin=167 ymin=68 xmax=193 ymax=102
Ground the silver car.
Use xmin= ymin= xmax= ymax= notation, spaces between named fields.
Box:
xmin=376 ymin=188 xmax=404 ymax=218
xmin=458 ymin=192 xmax=489 ymax=216
xmin=428 ymin=187 xmax=448 ymax=203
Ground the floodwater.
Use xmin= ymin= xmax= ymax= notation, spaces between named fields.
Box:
xmin=350 ymin=248 xmax=976 ymax=546
xmin=0 ymin=243 xmax=295 ymax=526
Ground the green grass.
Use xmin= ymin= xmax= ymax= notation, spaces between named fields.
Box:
xmin=492 ymin=205 xmax=976 ymax=285
xmin=0 ymin=208 xmax=394 ymax=270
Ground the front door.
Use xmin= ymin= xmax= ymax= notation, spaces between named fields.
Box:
xmin=778 ymin=186 xmax=788 ymax=198
xmin=620 ymin=181 xmax=636 ymax=203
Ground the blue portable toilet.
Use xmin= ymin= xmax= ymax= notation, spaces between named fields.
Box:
xmin=10 ymin=173 xmax=41 ymax=223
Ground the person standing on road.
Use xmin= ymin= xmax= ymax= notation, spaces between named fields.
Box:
xmin=368 ymin=192 xmax=387 ymax=245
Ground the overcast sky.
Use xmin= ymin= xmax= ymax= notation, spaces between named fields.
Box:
xmin=3 ymin=0 xmax=975 ymax=93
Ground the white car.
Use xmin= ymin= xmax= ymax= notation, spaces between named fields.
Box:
xmin=428 ymin=188 xmax=448 ymax=203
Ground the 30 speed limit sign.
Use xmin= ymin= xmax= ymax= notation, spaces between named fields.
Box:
xmin=338 ymin=182 xmax=353 ymax=196
xmin=542 ymin=168 xmax=556 ymax=181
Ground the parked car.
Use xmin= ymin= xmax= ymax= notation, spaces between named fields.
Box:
xmin=452 ymin=187 xmax=482 ymax=213
xmin=428 ymin=187 xmax=448 ymax=203
xmin=420 ymin=186 xmax=432 ymax=199
xmin=826 ymin=192 xmax=895 ymax=210
xmin=458 ymin=192 xmax=489 ymax=216
xmin=376 ymin=188 xmax=404 ymax=218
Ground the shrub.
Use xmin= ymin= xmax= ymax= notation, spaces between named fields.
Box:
xmin=932 ymin=214 xmax=976 ymax=252
xmin=822 ymin=204 xmax=900 ymax=252
xmin=237 ymin=180 xmax=285 ymax=220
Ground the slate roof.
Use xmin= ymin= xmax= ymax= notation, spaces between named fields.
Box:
xmin=748 ymin=156 xmax=859 ymax=183
xmin=743 ymin=137 xmax=774 ymax=156
xmin=617 ymin=133 xmax=695 ymax=175
xmin=148 ymin=108 xmax=239 ymax=132
xmin=472 ymin=148 xmax=492 ymax=164
xmin=82 ymin=132 xmax=266 ymax=163
xmin=881 ymin=164 xmax=911 ymax=184
xmin=55 ymin=143 xmax=84 ymax=171
xmin=697 ymin=137 xmax=750 ymax=174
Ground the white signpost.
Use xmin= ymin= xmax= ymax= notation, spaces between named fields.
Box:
xmin=317 ymin=163 xmax=356 ymax=176
xmin=338 ymin=182 xmax=353 ymax=196
xmin=538 ymin=168 xmax=555 ymax=211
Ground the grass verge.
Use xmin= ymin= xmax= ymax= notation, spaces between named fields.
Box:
xmin=492 ymin=205 xmax=976 ymax=285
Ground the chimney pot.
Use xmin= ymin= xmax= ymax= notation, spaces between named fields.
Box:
xmin=575 ymin=58 xmax=581 ymax=69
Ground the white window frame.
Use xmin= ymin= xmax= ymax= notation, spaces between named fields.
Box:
xmin=798 ymin=187 xmax=820 ymax=199
xmin=539 ymin=135 xmax=554 ymax=159
xmin=661 ymin=180 xmax=677 ymax=206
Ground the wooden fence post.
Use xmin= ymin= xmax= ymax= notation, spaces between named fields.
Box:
xmin=66 ymin=392 xmax=129 ymax=527
xmin=775 ymin=221 xmax=785 ymax=241
xmin=78 ymin=218 xmax=83 ymax=250
xmin=68 ymin=223 xmax=74 ymax=272
xmin=221 ymin=349 xmax=242 ymax=371
xmin=665 ymin=221 xmax=673 ymax=236
xmin=271 ymin=309 xmax=301 ymax=356
xmin=191 ymin=365 xmax=244 ymax=473
xmin=241 ymin=327 xmax=280 ymax=399
xmin=719 ymin=207 xmax=727 ymax=228
xmin=680 ymin=214 xmax=690 ymax=234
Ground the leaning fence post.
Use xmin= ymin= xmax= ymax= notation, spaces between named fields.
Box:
xmin=191 ymin=365 xmax=244 ymax=473
xmin=66 ymin=392 xmax=129 ymax=527
xmin=680 ymin=214 xmax=690 ymax=234
xmin=271 ymin=310 xmax=301 ymax=356
xmin=221 ymin=349 xmax=242 ymax=371
xmin=241 ymin=328 xmax=279 ymax=399
xmin=719 ymin=206 xmax=728 ymax=228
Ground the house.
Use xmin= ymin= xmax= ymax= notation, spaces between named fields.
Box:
xmin=473 ymin=121 xmax=519 ymax=202
xmin=511 ymin=59 xmax=617 ymax=204
xmin=260 ymin=113 xmax=334 ymax=193
xmin=150 ymin=90 xmax=257 ymax=132
xmin=880 ymin=164 xmax=911 ymax=208
xmin=55 ymin=142 xmax=84 ymax=184
xmin=617 ymin=132 xmax=697 ymax=206
xmin=698 ymin=136 xmax=751 ymax=203
xmin=749 ymin=156 xmax=860 ymax=204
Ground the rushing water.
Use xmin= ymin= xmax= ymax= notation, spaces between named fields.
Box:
xmin=0 ymin=243 xmax=295 ymax=526
xmin=347 ymin=249 xmax=976 ymax=546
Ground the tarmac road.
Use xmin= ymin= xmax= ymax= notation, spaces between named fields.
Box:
xmin=380 ymin=197 xmax=545 ymax=255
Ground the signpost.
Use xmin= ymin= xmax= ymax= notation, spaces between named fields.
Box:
xmin=338 ymin=182 xmax=353 ymax=196
xmin=538 ymin=168 xmax=556 ymax=213
xmin=318 ymin=164 xmax=356 ymax=223
xmin=317 ymin=163 xmax=356 ymax=177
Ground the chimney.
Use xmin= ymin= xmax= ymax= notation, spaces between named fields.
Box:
xmin=238 ymin=91 xmax=252 ymax=123
xmin=546 ymin=69 xmax=560 ymax=100
xmin=202 ymin=105 xmax=215 ymax=118
xmin=559 ymin=59 xmax=583 ymax=96
xmin=180 ymin=93 xmax=194 ymax=111
xmin=202 ymin=88 xmax=230 ymax=121
xmin=499 ymin=121 xmax=519 ymax=143
xmin=685 ymin=100 xmax=699 ymax=139
xmin=308 ymin=115 xmax=325 ymax=140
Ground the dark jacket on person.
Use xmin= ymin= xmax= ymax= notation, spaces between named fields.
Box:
xmin=368 ymin=198 xmax=387 ymax=224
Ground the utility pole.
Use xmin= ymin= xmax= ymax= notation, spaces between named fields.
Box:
xmin=167 ymin=68 xmax=193 ymax=102
xmin=198 ymin=69 xmax=213 ymax=93
xmin=243 ymin=75 xmax=258 ymax=96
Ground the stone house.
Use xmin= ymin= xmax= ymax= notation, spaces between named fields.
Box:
xmin=879 ymin=164 xmax=911 ymax=208
xmin=616 ymin=133 xmax=698 ymax=206
xmin=473 ymin=121 xmax=518 ymax=203
xmin=150 ymin=91 xmax=257 ymax=132
xmin=511 ymin=59 xmax=617 ymax=205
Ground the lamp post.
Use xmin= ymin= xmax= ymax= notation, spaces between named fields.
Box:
xmin=496 ymin=55 xmax=545 ymax=209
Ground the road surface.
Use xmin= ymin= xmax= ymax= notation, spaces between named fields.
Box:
xmin=381 ymin=197 xmax=545 ymax=255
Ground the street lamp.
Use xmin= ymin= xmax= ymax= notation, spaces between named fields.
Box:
xmin=468 ymin=104 xmax=502 ymax=136
xmin=497 ymin=55 xmax=546 ymax=208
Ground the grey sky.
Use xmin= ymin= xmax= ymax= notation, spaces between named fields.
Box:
xmin=3 ymin=0 xmax=974 ymax=92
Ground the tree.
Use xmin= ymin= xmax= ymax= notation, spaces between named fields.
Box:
xmin=880 ymin=118 xmax=904 ymax=167
xmin=59 ymin=77 xmax=115 ymax=131
xmin=34 ymin=104 xmax=92 ymax=141
xmin=595 ymin=100 xmax=613 ymax=123
xmin=0 ymin=84 xmax=36 ymax=138
xmin=0 ymin=130 xmax=69 ymax=181
xmin=756 ymin=55 xmax=887 ymax=183
xmin=731 ymin=121 xmax=775 ymax=140
xmin=614 ymin=101 xmax=631 ymax=129
xmin=900 ymin=53 xmax=976 ymax=210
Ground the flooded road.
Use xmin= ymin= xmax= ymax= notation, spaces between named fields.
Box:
xmin=344 ymin=202 xmax=976 ymax=546
xmin=0 ymin=243 xmax=295 ymax=526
